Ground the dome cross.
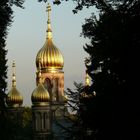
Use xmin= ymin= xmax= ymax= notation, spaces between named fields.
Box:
xmin=46 ymin=3 xmax=52 ymax=39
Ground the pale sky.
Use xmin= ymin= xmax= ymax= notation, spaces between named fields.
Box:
xmin=6 ymin=0 xmax=95 ymax=106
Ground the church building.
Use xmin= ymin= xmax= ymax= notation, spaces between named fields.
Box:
xmin=31 ymin=3 xmax=67 ymax=140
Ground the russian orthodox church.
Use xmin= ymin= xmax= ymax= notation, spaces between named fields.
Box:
xmin=4 ymin=3 xmax=94 ymax=140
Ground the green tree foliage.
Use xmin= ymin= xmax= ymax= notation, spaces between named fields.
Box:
xmin=0 ymin=1 xmax=12 ymax=110
xmin=0 ymin=107 xmax=32 ymax=140
xmin=0 ymin=0 xmax=24 ymax=110
xmin=64 ymin=82 xmax=84 ymax=140
xmin=66 ymin=82 xmax=83 ymax=113
xmin=22 ymin=107 xmax=32 ymax=128
xmin=63 ymin=82 xmax=97 ymax=140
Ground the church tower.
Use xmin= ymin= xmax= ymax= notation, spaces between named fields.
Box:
xmin=31 ymin=59 xmax=52 ymax=140
xmin=6 ymin=61 xmax=23 ymax=108
xmin=6 ymin=60 xmax=23 ymax=122
xmin=36 ymin=3 xmax=65 ymax=118
xmin=31 ymin=4 xmax=67 ymax=139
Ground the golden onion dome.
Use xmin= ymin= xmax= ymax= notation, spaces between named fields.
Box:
xmin=36 ymin=3 xmax=64 ymax=71
xmin=32 ymin=58 xmax=50 ymax=106
xmin=36 ymin=39 xmax=64 ymax=71
xmin=6 ymin=61 xmax=23 ymax=107
xmin=6 ymin=87 xmax=23 ymax=107
xmin=31 ymin=84 xmax=50 ymax=106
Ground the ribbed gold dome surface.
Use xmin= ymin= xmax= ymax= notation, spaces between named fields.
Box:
xmin=31 ymin=83 xmax=50 ymax=106
xmin=6 ymin=87 xmax=23 ymax=107
xmin=36 ymin=39 xmax=64 ymax=70
xmin=6 ymin=60 xmax=23 ymax=107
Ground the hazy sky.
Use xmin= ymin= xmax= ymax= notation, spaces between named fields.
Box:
xmin=6 ymin=0 xmax=95 ymax=106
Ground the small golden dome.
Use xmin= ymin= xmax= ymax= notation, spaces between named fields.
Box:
xmin=36 ymin=3 xmax=64 ymax=71
xmin=36 ymin=39 xmax=64 ymax=71
xmin=32 ymin=58 xmax=50 ymax=106
xmin=31 ymin=83 xmax=50 ymax=106
xmin=6 ymin=60 xmax=23 ymax=107
xmin=6 ymin=87 xmax=23 ymax=107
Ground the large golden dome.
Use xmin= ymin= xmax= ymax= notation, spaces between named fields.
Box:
xmin=36 ymin=39 xmax=64 ymax=71
xmin=6 ymin=61 xmax=23 ymax=107
xmin=36 ymin=3 xmax=64 ymax=71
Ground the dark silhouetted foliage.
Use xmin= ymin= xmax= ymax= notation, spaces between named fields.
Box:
xmin=81 ymin=1 xmax=140 ymax=139
xmin=64 ymin=82 xmax=97 ymax=140
xmin=37 ymin=0 xmax=61 ymax=5
xmin=0 ymin=107 xmax=32 ymax=140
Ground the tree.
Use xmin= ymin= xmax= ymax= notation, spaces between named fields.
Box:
xmin=63 ymin=82 xmax=97 ymax=140
xmin=0 ymin=107 xmax=32 ymax=140
xmin=81 ymin=1 xmax=140 ymax=139
xmin=0 ymin=0 xmax=24 ymax=110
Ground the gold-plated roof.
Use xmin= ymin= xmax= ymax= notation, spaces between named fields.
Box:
xmin=6 ymin=87 xmax=23 ymax=107
xmin=36 ymin=39 xmax=64 ymax=71
xmin=6 ymin=61 xmax=23 ymax=107
xmin=31 ymin=84 xmax=50 ymax=106
xmin=32 ymin=58 xmax=50 ymax=106
xmin=36 ymin=3 xmax=64 ymax=71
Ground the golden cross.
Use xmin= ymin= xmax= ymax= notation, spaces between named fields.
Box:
xmin=46 ymin=3 xmax=51 ymax=22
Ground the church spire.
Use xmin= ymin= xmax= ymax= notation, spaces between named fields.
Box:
xmin=6 ymin=60 xmax=23 ymax=107
xmin=12 ymin=60 xmax=16 ymax=87
xmin=46 ymin=3 xmax=52 ymax=40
